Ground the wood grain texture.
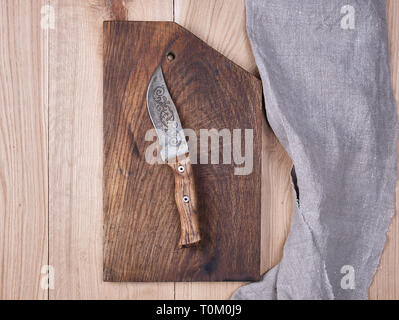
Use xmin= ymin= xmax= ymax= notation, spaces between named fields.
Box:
xmin=168 ymin=156 xmax=201 ymax=247
xmin=103 ymin=21 xmax=262 ymax=282
xmin=369 ymin=0 xmax=399 ymax=300
xmin=0 ymin=0 xmax=48 ymax=299
xmin=260 ymin=117 xmax=293 ymax=275
xmin=49 ymin=0 xmax=174 ymax=299
xmin=105 ymin=0 xmax=128 ymax=20
xmin=175 ymin=0 xmax=257 ymax=75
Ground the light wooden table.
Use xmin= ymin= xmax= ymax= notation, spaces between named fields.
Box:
xmin=0 ymin=0 xmax=398 ymax=300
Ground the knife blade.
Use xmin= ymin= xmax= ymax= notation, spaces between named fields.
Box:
xmin=146 ymin=66 xmax=200 ymax=247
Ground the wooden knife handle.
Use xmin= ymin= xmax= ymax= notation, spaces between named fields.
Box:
xmin=168 ymin=155 xmax=201 ymax=247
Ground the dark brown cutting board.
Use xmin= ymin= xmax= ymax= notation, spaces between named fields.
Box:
xmin=103 ymin=21 xmax=263 ymax=282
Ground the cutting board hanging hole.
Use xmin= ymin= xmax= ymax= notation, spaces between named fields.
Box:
xmin=167 ymin=51 xmax=176 ymax=61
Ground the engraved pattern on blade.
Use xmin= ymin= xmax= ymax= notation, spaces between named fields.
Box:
xmin=152 ymin=85 xmax=181 ymax=148
xmin=146 ymin=66 xmax=189 ymax=161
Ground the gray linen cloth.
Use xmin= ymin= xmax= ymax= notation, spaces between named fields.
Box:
xmin=233 ymin=0 xmax=398 ymax=300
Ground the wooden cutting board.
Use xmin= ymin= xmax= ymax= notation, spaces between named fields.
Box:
xmin=103 ymin=21 xmax=263 ymax=282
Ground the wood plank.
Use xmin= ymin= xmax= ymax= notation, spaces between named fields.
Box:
xmin=0 ymin=0 xmax=48 ymax=299
xmin=174 ymin=0 xmax=293 ymax=299
xmin=175 ymin=0 xmax=257 ymax=75
xmin=104 ymin=21 xmax=262 ymax=282
xmin=260 ymin=119 xmax=293 ymax=274
xmin=369 ymin=0 xmax=399 ymax=300
xmin=49 ymin=0 xmax=174 ymax=299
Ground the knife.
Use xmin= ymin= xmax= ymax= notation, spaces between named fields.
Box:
xmin=146 ymin=66 xmax=201 ymax=248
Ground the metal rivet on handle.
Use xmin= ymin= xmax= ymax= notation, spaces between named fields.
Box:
xmin=183 ymin=196 xmax=190 ymax=203
xmin=178 ymin=165 xmax=185 ymax=173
